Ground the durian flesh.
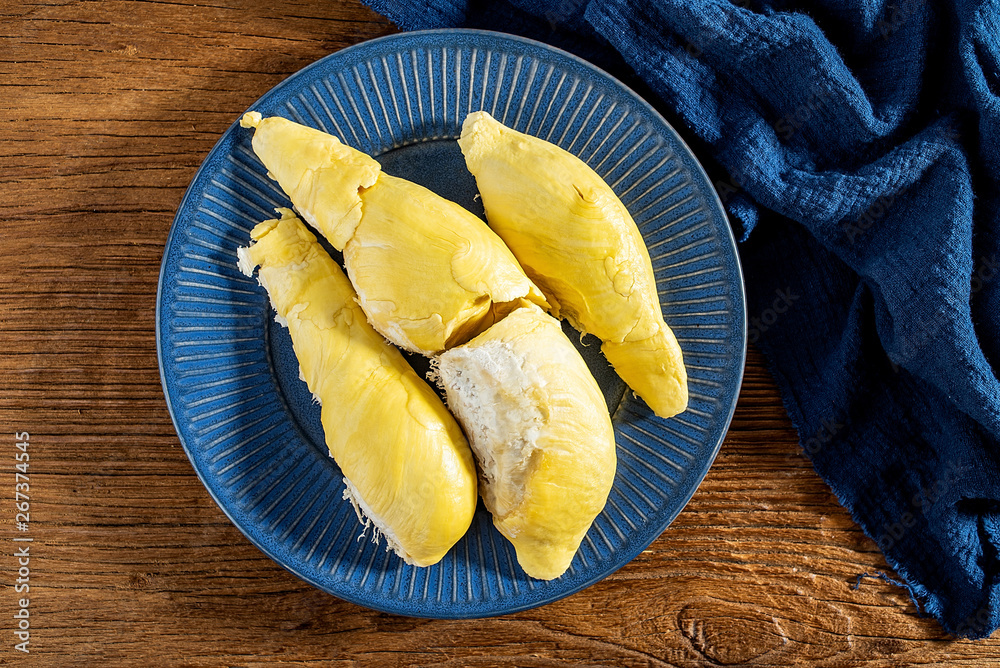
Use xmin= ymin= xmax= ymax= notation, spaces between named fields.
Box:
xmin=459 ymin=111 xmax=688 ymax=418
xmin=437 ymin=304 xmax=617 ymax=580
xmin=237 ymin=208 xmax=478 ymax=567
xmin=241 ymin=112 xmax=546 ymax=355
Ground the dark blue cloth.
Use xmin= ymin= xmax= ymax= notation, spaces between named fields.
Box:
xmin=364 ymin=0 xmax=1000 ymax=638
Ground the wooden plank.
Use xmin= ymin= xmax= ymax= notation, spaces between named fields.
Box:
xmin=3 ymin=0 xmax=999 ymax=664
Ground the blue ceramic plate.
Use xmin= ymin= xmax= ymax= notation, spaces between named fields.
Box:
xmin=157 ymin=30 xmax=746 ymax=618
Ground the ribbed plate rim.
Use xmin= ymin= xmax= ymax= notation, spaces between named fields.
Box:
xmin=156 ymin=28 xmax=747 ymax=618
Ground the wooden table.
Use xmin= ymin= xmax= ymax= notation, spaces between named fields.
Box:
xmin=3 ymin=0 xmax=999 ymax=664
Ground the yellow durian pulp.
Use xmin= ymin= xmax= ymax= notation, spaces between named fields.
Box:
xmin=459 ymin=111 xmax=688 ymax=418
xmin=237 ymin=208 xmax=477 ymax=567
xmin=241 ymin=112 xmax=547 ymax=356
xmin=348 ymin=173 xmax=547 ymax=354
xmin=239 ymin=111 xmax=380 ymax=250
xmin=436 ymin=304 xmax=617 ymax=580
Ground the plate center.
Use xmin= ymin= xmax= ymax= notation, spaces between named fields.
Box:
xmin=378 ymin=138 xmax=628 ymax=412
xmin=375 ymin=138 xmax=482 ymax=216
xmin=268 ymin=139 xmax=627 ymax=452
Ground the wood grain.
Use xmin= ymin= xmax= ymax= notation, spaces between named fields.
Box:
xmin=2 ymin=0 xmax=999 ymax=664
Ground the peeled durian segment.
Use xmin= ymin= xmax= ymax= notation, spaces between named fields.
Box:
xmin=240 ymin=112 xmax=380 ymax=250
xmin=458 ymin=111 xmax=688 ymax=418
xmin=241 ymin=112 xmax=547 ymax=356
xmin=237 ymin=208 xmax=477 ymax=567
xmin=602 ymin=325 xmax=687 ymax=418
xmin=436 ymin=304 xmax=616 ymax=580
xmin=347 ymin=173 xmax=548 ymax=355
